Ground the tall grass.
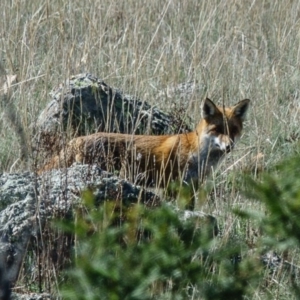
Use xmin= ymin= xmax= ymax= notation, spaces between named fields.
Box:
xmin=1 ymin=0 xmax=300 ymax=298
xmin=1 ymin=0 xmax=300 ymax=171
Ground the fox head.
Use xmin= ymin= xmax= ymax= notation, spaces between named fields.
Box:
xmin=198 ymin=98 xmax=250 ymax=155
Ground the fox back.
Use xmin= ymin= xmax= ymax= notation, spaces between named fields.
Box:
xmin=39 ymin=98 xmax=250 ymax=187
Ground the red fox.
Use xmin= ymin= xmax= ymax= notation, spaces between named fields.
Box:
xmin=39 ymin=98 xmax=250 ymax=188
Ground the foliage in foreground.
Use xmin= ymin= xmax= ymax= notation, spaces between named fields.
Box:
xmin=59 ymin=154 xmax=300 ymax=299
xmin=242 ymin=155 xmax=300 ymax=248
xmin=59 ymin=192 xmax=262 ymax=300
xmin=237 ymin=154 xmax=300 ymax=297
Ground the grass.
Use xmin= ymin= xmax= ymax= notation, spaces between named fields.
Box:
xmin=1 ymin=0 xmax=300 ymax=298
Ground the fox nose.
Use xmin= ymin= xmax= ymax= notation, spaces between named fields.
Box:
xmin=216 ymin=142 xmax=233 ymax=153
xmin=220 ymin=141 xmax=234 ymax=153
xmin=214 ymin=137 xmax=234 ymax=152
xmin=225 ymin=144 xmax=232 ymax=153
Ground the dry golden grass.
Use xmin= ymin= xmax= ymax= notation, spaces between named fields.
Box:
xmin=1 ymin=0 xmax=300 ymax=298
xmin=1 ymin=0 xmax=300 ymax=171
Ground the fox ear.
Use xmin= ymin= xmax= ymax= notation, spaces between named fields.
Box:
xmin=233 ymin=99 xmax=250 ymax=120
xmin=202 ymin=98 xmax=218 ymax=118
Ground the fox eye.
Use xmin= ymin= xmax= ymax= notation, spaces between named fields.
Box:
xmin=208 ymin=125 xmax=218 ymax=133
xmin=207 ymin=125 xmax=223 ymax=134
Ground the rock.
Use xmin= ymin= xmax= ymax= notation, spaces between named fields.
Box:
xmin=0 ymin=75 xmax=215 ymax=298
xmin=0 ymin=164 xmax=217 ymax=297
xmin=11 ymin=293 xmax=52 ymax=300
xmin=33 ymin=74 xmax=191 ymax=157
xmin=261 ymin=250 xmax=300 ymax=277
xmin=0 ymin=165 xmax=160 ymax=286
xmin=0 ymin=267 xmax=11 ymax=300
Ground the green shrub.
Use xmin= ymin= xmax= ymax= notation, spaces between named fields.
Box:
xmin=60 ymin=202 xmax=206 ymax=299
xmin=236 ymin=154 xmax=300 ymax=298
xmin=243 ymin=155 xmax=300 ymax=250
xmin=59 ymin=155 xmax=300 ymax=299
xmin=59 ymin=191 xmax=262 ymax=300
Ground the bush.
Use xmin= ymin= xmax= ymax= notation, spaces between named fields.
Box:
xmin=59 ymin=191 xmax=262 ymax=300
xmin=59 ymin=154 xmax=300 ymax=299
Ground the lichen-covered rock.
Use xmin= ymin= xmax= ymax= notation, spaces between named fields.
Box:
xmin=0 ymin=172 xmax=35 ymax=208
xmin=0 ymin=164 xmax=217 ymax=296
xmin=11 ymin=292 xmax=52 ymax=300
xmin=33 ymin=74 xmax=191 ymax=157
xmin=1 ymin=75 xmax=213 ymax=298
xmin=0 ymin=164 xmax=160 ymax=286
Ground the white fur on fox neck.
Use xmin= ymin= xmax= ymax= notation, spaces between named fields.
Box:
xmin=184 ymin=133 xmax=227 ymax=181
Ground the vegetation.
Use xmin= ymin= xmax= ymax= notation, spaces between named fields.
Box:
xmin=59 ymin=154 xmax=300 ymax=299
xmin=1 ymin=0 xmax=300 ymax=298
xmin=60 ymin=196 xmax=261 ymax=300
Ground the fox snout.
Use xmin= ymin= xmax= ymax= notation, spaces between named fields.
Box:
xmin=214 ymin=135 xmax=234 ymax=153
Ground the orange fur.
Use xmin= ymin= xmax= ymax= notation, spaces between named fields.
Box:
xmin=39 ymin=98 xmax=250 ymax=187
